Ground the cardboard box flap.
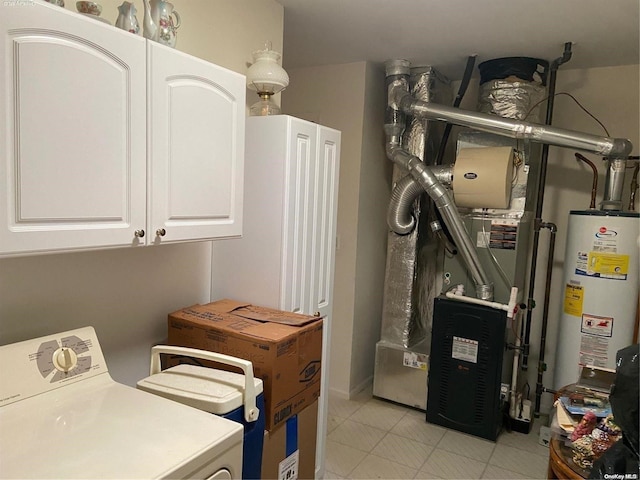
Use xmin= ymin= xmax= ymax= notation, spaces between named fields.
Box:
xmin=207 ymin=299 xmax=321 ymax=326
xmin=204 ymin=298 xmax=251 ymax=313
xmin=240 ymin=322 xmax=301 ymax=341
xmin=170 ymin=304 xmax=262 ymax=328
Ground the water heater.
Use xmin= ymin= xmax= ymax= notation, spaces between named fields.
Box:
xmin=554 ymin=210 xmax=639 ymax=389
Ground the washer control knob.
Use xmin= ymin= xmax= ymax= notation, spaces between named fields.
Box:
xmin=53 ymin=347 xmax=78 ymax=373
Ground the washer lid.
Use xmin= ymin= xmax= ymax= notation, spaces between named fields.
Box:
xmin=0 ymin=374 xmax=243 ymax=479
xmin=137 ymin=364 xmax=264 ymax=415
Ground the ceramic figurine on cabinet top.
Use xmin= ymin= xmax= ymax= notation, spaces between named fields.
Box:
xmin=76 ymin=1 xmax=111 ymax=24
xmin=76 ymin=0 xmax=101 ymax=16
xmin=142 ymin=0 xmax=181 ymax=48
xmin=115 ymin=1 xmax=140 ymax=35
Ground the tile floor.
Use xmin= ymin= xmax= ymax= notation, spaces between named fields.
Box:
xmin=324 ymin=388 xmax=550 ymax=479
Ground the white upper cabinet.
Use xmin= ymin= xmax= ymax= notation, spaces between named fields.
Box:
xmin=0 ymin=1 xmax=147 ymax=255
xmin=148 ymin=43 xmax=244 ymax=244
xmin=0 ymin=1 xmax=244 ymax=256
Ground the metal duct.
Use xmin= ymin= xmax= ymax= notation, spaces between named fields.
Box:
xmin=478 ymin=79 xmax=547 ymax=122
xmin=392 ymin=88 xmax=633 ymax=158
xmin=387 ymin=175 xmax=423 ymax=235
xmin=380 ymin=63 xmax=451 ymax=347
xmin=602 ymin=159 xmax=628 ymax=210
xmin=387 ymin=144 xmax=493 ymax=299
xmin=388 ymin=165 xmax=453 ymax=235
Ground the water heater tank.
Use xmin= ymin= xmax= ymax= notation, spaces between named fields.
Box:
xmin=554 ymin=210 xmax=639 ymax=389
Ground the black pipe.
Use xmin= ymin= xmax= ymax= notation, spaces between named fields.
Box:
xmin=522 ymin=42 xmax=572 ymax=372
xmin=534 ymin=222 xmax=557 ymax=416
xmin=434 ymin=55 xmax=477 ymax=166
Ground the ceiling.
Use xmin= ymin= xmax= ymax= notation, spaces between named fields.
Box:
xmin=277 ymin=0 xmax=640 ymax=81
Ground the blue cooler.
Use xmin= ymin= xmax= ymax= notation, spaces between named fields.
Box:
xmin=137 ymin=346 xmax=265 ymax=480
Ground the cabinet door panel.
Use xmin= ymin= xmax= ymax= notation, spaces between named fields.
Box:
xmin=148 ymin=43 xmax=245 ymax=243
xmin=0 ymin=3 xmax=146 ymax=255
xmin=281 ymin=120 xmax=316 ymax=314
xmin=311 ymin=127 xmax=340 ymax=317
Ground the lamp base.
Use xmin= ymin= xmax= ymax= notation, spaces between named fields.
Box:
xmin=250 ymin=94 xmax=281 ymax=116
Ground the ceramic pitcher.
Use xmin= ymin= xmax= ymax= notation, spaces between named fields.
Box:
xmin=142 ymin=0 xmax=181 ymax=48
xmin=115 ymin=1 xmax=140 ymax=34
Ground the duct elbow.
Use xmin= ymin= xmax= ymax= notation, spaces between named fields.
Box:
xmin=607 ymin=138 xmax=634 ymax=159
xmin=388 ymin=176 xmax=423 ymax=235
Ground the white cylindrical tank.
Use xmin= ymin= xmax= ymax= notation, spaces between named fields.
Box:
xmin=554 ymin=210 xmax=639 ymax=389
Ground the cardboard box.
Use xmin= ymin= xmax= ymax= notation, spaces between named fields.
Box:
xmin=167 ymin=299 xmax=322 ymax=431
xmin=262 ymin=400 xmax=318 ymax=480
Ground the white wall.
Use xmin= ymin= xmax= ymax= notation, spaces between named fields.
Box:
xmin=282 ymin=62 xmax=390 ymax=398
xmin=0 ymin=0 xmax=284 ymax=386
xmin=351 ymin=62 xmax=391 ymax=394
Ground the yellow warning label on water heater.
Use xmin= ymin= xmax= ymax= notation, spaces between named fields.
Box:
xmin=587 ymin=252 xmax=629 ymax=279
xmin=564 ymin=284 xmax=584 ymax=316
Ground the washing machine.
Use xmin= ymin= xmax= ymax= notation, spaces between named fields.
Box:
xmin=0 ymin=326 xmax=244 ymax=479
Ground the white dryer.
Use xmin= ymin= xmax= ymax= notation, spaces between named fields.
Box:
xmin=0 ymin=326 xmax=243 ymax=479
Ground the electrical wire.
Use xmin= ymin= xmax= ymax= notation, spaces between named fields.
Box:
xmin=524 ymin=92 xmax=610 ymax=136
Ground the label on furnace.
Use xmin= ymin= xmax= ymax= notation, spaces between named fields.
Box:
xmin=452 ymin=336 xmax=478 ymax=364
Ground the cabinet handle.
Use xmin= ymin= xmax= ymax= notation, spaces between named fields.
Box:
xmin=156 ymin=228 xmax=166 ymax=237
xmin=134 ymin=229 xmax=145 ymax=238
xmin=314 ymin=311 xmax=321 ymax=317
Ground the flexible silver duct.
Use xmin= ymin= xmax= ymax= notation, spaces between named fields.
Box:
xmin=387 ymin=175 xmax=423 ymax=235
xmin=388 ymin=165 xmax=453 ymax=235
xmin=392 ymin=87 xmax=633 ymax=158
xmin=386 ymin=143 xmax=493 ymax=299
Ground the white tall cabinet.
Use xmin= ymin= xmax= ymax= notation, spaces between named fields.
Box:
xmin=0 ymin=1 xmax=244 ymax=256
xmin=212 ymin=115 xmax=340 ymax=479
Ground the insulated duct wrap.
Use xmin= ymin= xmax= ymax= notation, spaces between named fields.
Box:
xmin=380 ymin=66 xmax=452 ymax=348
xmin=478 ymin=79 xmax=547 ymax=122
xmin=477 ymin=57 xmax=548 ymax=123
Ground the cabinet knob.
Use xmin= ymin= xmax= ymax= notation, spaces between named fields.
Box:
xmin=156 ymin=228 xmax=166 ymax=237
xmin=314 ymin=311 xmax=321 ymax=317
xmin=134 ymin=229 xmax=145 ymax=238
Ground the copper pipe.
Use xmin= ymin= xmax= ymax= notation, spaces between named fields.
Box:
xmin=575 ymin=153 xmax=598 ymax=209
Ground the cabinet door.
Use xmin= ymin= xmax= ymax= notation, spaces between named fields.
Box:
xmin=0 ymin=2 xmax=147 ymax=256
xmin=281 ymin=119 xmax=317 ymax=314
xmin=147 ymin=42 xmax=245 ymax=244
xmin=309 ymin=126 xmax=340 ymax=480
xmin=309 ymin=127 xmax=340 ymax=317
